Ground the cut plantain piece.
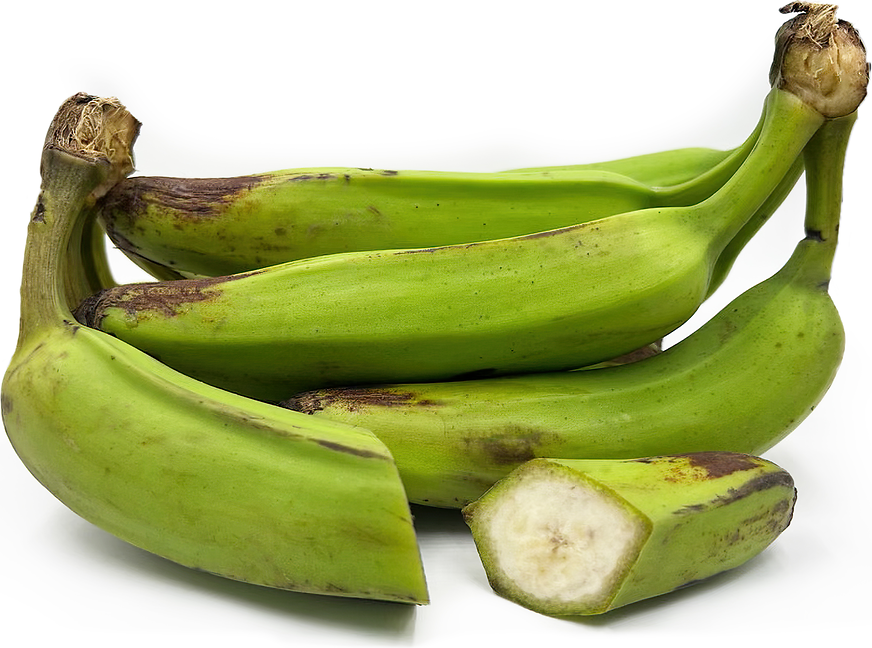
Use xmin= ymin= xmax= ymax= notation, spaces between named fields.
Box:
xmin=462 ymin=453 xmax=796 ymax=616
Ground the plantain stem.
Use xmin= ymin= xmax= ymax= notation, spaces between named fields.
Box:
xmin=694 ymin=1 xmax=867 ymax=259
xmin=779 ymin=3 xmax=838 ymax=44
xmin=686 ymin=88 xmax=823 ymax=252
xmin=658 ymin=108 xmax=766 ymax=204
xmin=16 ymin=95 xmax=139 ymax=344
xmin=799 ymin=113 xmax=856 ymax=281
xmin=771 ymin=3 xmax=869 ymax=118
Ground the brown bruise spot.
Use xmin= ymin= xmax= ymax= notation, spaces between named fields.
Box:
xmin=681 ymin=451 xmax=763 ymax=479
xmin=285 ymin=172 xmax=338 ymax=182
xmin=673 ymin=471 xmax=796 ymax=517
xmin=212 ymin=405 xmax=391 ymax=461
xmin=0 ymin=392 xmax=13 ymax=417
xmin=32 ymin=196 xmax=46 ymax=223
xmin=473 ymin=437 xmax=537 ymax=465
xmin=717 ymin=312 xmax=740 ymax=345
xmin=314 ymin=438 xmax=391 ymax=460
xmin=72 ymin=271 xmax=262 ymax=327
xmin=463 ymin=428 xmax=555 ymax=466
xmin=101 ymin=174 xmax=271 ymax=220
xmin=281 ymin=388 xmax=440 ymax=414
xmin=635 ymin=452 xmax=763 ymax=481
xmin=711 ymin=471 xmax=796 ymax=507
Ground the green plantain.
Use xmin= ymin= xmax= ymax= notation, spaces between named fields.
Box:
xmin=1 ymin=93 xmax=428 ymax=604
xmin=98 ymin=136 xmax=758 ymax=278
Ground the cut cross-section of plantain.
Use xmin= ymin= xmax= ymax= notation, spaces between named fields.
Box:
xmin=462 ymin=453 xmax=796 ymax=616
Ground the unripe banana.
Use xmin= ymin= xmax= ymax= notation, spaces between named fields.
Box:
xmin=75 ymin=86 xmax=826 ymax=402
xmin=461 ymin=452 xmax=796 ymax=616
xmin=283 ymin=113 xmax=855 ymax=508
xmin=98 ymin=138 xmax=756 ymax=278
xmin=1 ymin=94 xmax=428 ymax=604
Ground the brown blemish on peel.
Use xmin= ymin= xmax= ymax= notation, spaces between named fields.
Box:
xmin=635 ymin=451 xmax=762 ymax=480
xmin=674 ymin=470 xmax=795 ymax=516
xmin=472 ymin=435 xmax=539 ymax=465
xmin=32 ymin=196 xmax=46 ymax=223
xmin=218 ymin=410 xmax=387 ymax=460
xmin=0 ymin=392 xmax=13 ymax=417
xmin=281 ymin=388 xmax=439 ymax=414
xmin=73 ymin=271 xmax=261 ymax=327
xmin=314 ymin=438 xmax=390 ymax=460
xmin=681 ymin=451 xmax=762 ymax=479
xmin=101 ymin=175 xmax=271 ymax=220
xmin=285 ymin=390 xmax=553 ymax=467
xmin=286 ymin=172 xmax=337 ymax=182
xmin=463 ymin=428 xmax=556 ymax=466
xmin=711 ymin=471 xmax=796 ymax=506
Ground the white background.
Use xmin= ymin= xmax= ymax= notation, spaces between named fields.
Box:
xmin=2 ymin=1 xmax=870 ymax=645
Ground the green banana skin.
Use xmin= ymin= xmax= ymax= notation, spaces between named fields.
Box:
xmin=286 ymin=233 xmax=844 ymax=508
xmin=97 ymin=132 xmax=759 ymax=278
xmin=461 ymin=452 xmax=796 ymax=616
xmin=502 ymin=145 xmax=736 ymax=182
xmin=707 ymin=154 xmax=803 ymax=298
xmin=283 ymin=114 xmax=854 ymax=508
xmin=96 ymin=135 xmax=802 ymax=302
xmin=1 ymin=95 xmax=428 ymax=604
xmin=76 ymin=88 xmax=824 ymax=402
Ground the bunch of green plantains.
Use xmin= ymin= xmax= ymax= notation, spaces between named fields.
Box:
xmin=3 ymin=3 xmax=868 ymax=616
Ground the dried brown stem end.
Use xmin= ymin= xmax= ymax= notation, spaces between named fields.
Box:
xmin=44 ymin=93 xmax=141 ymax=200
xmin=770 ymin=3 xmax=869 ymax=117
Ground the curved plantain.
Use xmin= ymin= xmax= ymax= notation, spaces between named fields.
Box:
xmin=1 ymin=94 xmax=429 ymax=604
xmin=97 ymin=140 xmax=756 ymax=278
